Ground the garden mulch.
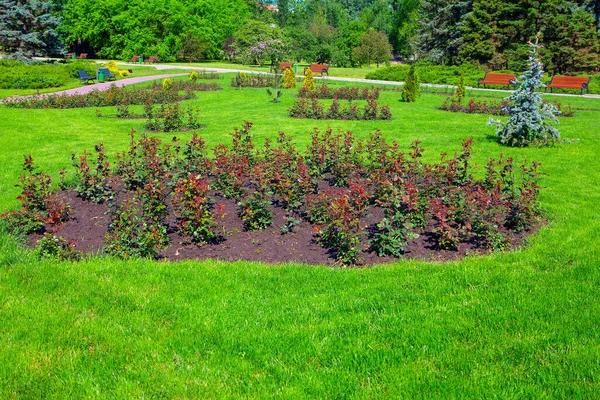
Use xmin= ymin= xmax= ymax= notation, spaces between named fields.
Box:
xmin=30 ymin=187 xmax=535 ymax=267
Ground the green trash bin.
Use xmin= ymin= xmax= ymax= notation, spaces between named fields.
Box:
xmin=72 ymin=54 xmax=76 ymax=60
xmin=293 ymin=63 xmax=297 ymax=73
xmin=98 ymin=72 xmax=105 ymax=82
xmin=139 ymin=57 xmax=143 ymax=64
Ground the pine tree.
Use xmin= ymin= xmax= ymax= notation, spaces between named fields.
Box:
xmin=0 ymin=0 xmax=63 ymax=61
xmin=491 ymin=36 xmax=560 ymax=147
xmin=401 ymin=64 xmax=421 ymax=102
xmin=416 ymin=0 xmax=473 ymax=65
xmin=543 ymin=7 xmax=600 ymax=74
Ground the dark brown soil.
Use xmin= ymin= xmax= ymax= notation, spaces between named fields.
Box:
xmin=29 ymin=186 xmax=536 ymax=266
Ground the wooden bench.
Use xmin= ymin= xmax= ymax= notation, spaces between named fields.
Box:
xmin=64 ymin=53 xmax=75 ymax=60
xmin=146 ymin=56 xmax=159 ymax=63
xmin=477 ymin=73 xmax=517 ymax=89
xmin=77 ymin=53 xmax=87 ymax=59
xmin=129 ymin=55 xmax=141 ymax=63
xmin=270 ymin=62 xmax=293 ymax=73
xmin=305 ymin=63 xmax=329 ymax=76
xmin=546 ymin=76 xmax=590 ymax=95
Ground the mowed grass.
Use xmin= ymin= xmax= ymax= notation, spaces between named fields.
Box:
xmin=0 ymin=75 xmax=599 ymax=398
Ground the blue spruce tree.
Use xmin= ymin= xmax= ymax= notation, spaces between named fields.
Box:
xmin=491 ymin=35 xmax=560 ymax=147
xmin=0 ymin=0 xmax=63 ymax=61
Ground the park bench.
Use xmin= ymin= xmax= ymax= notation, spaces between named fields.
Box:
xmin=477 ymin=73 xmax=517 ymax=89
xmin=129 ymin=55 xmax=141 ymax=63
xmin=546 ymin=76 xmax=590 ymax=95
xmin=78 ymin=70 xmax=95 ymax=84
xmin=305 ymin=63 xmax=329 ymax=76
xmin=270 ymin=62 xmax=293 ymax=73
xmin=147 ymin=56 xmax=159 ymax=63
xmin=98 ymin=68 xmax=117 ymax=81
xmin=77 ymin=53 xmax=88 ymax=59
xmin=64 ymin=53 xmax=74 ymax=60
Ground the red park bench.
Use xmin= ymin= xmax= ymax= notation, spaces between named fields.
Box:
xmin=477 ymin=72 xmax=517 ymax=89
xmin=546 ymin=76 xmax=590 ymax=95
xmin=77 ymin=53 xmax=88 ymax=59
xmin=305 ymin=63 xmax=329 ymax=77
xmin=129 ymin=55 xmax=141 ymax=63
xmin=270 ymin=62 xmax=293 ymax=73
xmin=146 ymin=56 xmax=159 ymax=63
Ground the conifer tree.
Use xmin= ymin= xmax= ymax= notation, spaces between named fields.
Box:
xmin=283 ymin=67 xmax=296 ymax=89
xmin=401 ymin=64 xmax=421 ymax=102
xmin=491 ymin=36 xmax=560 ymax=147
xmin=0 ymin=0 xmax=63 ymax=60
xmin=416 ymin=0 xmax=473 ymax=64
xmin=303 ymin=68 xmax=315 ymax=92
xmin=454 ymin=73 xmax=465 ymax=103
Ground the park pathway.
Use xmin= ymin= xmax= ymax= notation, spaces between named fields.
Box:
xmin=6 ymin=64 xmax=599 ymax=100
xmin=125 ymin=63 xmax=600 ymax=99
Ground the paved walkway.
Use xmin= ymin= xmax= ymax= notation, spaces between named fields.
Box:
xmin=3 ymin=73 xmax=187 ymax=101
xmin=6 ymin=63 xmax=599 ymax=100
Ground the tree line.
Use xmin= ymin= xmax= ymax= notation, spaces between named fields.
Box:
xmin=1 ymin=0 xmax=599 ymax=73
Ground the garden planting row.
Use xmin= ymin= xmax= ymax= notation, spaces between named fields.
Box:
xmin=4 ymin=80 xmax=221 ymax=109
xmin=3 ymin=123 xmax=543 ymax=265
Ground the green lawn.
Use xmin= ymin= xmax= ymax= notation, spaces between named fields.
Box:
xmin=1 ymin=75 xmax=599 ymax=398
xmin=166 ymin=60 xmax=388 ymax=79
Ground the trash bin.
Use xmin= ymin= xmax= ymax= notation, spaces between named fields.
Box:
xmin=293 ymin=63 xmax=297 ymax=73
xmin=139 ymin=57 xmax=143 ymax=64
xmin=98 ymin=72 xmax=104 ymax=82
xmin=72 ymin=54 xmax=76 ymax=60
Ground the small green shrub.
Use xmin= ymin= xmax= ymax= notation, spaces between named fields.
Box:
xmin=401 ymin=64 xmax=421 ymax=102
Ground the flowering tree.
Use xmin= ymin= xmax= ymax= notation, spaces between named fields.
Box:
xmin=248 ymin=40 xmax=287 ymax=66
xmin=490 ymin=35 xmax=560 ymax=147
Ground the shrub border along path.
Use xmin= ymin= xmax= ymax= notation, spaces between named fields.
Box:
xmin=3 ymin=73 xmax=187 ymax=101
xmin=7 ymin=61 xmax=599 ymax=100
xmin=129 ymin=62 xmax=600 ymax=99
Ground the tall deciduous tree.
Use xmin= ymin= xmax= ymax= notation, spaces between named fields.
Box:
xmin=353 ymin=28 xmax=392 ymax=67
xmin=0 ymin=0 xmax=63 ymax=60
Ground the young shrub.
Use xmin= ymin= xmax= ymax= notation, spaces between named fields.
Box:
xmin=162 ymin=78 xmax=174 ymax=90
xmin=370 ymin=197 xmax=419 ymax=258
xmin=266 ymin=71 xmax=283 ymax=103
xmin=189 ymin=71 xmax=199 ymax=82
xmin=2 ymin=155 xmax=69 ymax=234
xmin=401 ymin=64 xmax=421 ymax=102
xmin=316 ymin=182 xmax=371 ymax=265
xmin=239 ymin=165 xmax=273 ymax=231
xmin=105 ymin=60 xmax=120 ymax=74
xmin=303 ymin=68 xmax=315 ymax=92
xmin=36 ymin=233 xmax=83 ymax=261
xmin=71 ymin=143 xmax=114 ymax=203
xmin=490 ymin=35 xmax=560 ymax=147
xmin=104 ymin=199 xmax=165 ymax=259
xmin=283 ymin=67 xmax=296 ymax=89
xmin=116 ymin=102 xmax=130 ymax=118
xmin=454 ymin=73 xmax=466 ymax=103
xmin=172 ymin=174 xmax=224 ymax=244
